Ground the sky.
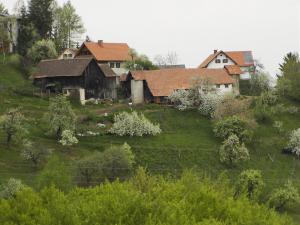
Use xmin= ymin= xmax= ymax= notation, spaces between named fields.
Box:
xmin=2 ymin=0 xmax=300 ymax=76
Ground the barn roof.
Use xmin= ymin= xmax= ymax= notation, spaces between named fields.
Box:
xmin=33 ymin=58 xmax=117 ymax=79
xmin=129 ymin=68 xmax=235 ymax=97
xmin=199 ymin=51 xmax=254 ymax=68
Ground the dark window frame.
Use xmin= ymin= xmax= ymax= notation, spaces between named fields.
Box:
xmin=223 ymin=59 xmax=228 ymax=63
xmin=109 ymin=62 xmax=115 ymax=68
xmin=116 ymin=62 xmax=121 ymax=68
xmin=215 ymin=59 xmax=221 ymax=63
xmin=225 ymin=84 xmax=229 ymax=88
xmin=216 ymin=84 xmax=221 ymax=88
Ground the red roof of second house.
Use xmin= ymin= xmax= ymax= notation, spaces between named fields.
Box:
xmin=129 ymin=68 xmax=235 ymax=97
xmin=199 ymin=51 xmax=254 ymax=68
xmin=225 ymin=65 xmax=243 ymax=75
xmin=77 ymin=41 xmax=131 ymax=62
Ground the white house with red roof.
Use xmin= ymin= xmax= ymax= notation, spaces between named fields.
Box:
xmin=199 ymin=50 xmax=255 ymax=80
xmin=75 ymin=40 xmax=131 ymax=76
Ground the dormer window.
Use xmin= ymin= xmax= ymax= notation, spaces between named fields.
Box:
xmin=116 ymin=62 xmax=121 ymax=68
xmin=215 ymin=59 xmax=221 ymax=63
xmin=223 ymin=59 xmax=228 ymax=63
xmin=110 ymin=62 xmax=115 ymax=68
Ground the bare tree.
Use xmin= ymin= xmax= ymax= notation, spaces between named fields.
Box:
xmin=154 ymin=54 xmax=166 ymax=66
xmin=166 ymin=51 xmax=179 ymax=65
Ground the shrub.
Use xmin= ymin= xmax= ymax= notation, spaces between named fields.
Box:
xmin=21 ymin=140 xmax=52 ymax=167
xmin=198 ymin=91 xmax=221 ymax=118
xmin=168 ymin=89 xmax=194 ymax=110
xmin=45 ymin=95 xmax=76 ymax=139
xmin=213 ymin=94 xmax=250 ymax=120
xmin=235 ymin=170 xmax=264 ymax=200
xmin=213 ymin=116 xmax=252 ymax=143
xmin=76 ymin=143 xmax=135 ymax=186
xmin=27 ymin=39 xmax=58 ymax=63
xmin=109 ymin=111 xmax=161 ymax=137
xmin=59 ymin=130 xmax=78 ymax=147
xmin=269 ymin=181 xmax=300 ymax=211
xmin=0 ymin=178 xmax=25 ymax=199
xmin=219 ymin=134 xmax=250 ymax=166
xmin=36 ymin=156 xmax=73 ymax=192
xmin=254 ymin=107 xmax=272 ymax=123
xmin=249 ymin=71 xmax=271 ymax=95
xmin=0 ymin=108 xmax=26 ymax=145
xmin=286 ymin=128 xmax=300 ymax=157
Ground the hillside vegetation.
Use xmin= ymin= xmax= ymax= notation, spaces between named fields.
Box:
xmin=0 ymin=55 xmax=300 ymax=223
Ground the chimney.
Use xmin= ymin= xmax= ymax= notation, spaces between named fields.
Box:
xmin=98 ymin=40 xmax=103 ymax=47
xmin=214 ymin=49 xmax=218 ymax=54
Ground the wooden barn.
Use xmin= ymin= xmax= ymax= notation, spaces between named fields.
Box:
xmin=33 ymin=58 xmax=117 ymax=104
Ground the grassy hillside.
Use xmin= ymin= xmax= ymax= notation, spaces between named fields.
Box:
xmin=0 ymin=55 xmax=300 ymax=222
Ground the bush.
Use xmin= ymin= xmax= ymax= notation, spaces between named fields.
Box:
xmin=0 ymin=178 xmax=25 ymax=199
xmin=59 ymin=130 xmax=78 ymax=147
xmin=213 ymin=116 xmax=252 ymax=143
xmin=36 ymin=156 xmax=73 ymax=192
xmin=273 ymin=121 xmax=284 ymax=134
xmin=27 ymin=39 xmax=58 ymax=63
xmin=269 ymin=181 xmax=300 ymax=211
xmin=21 ymin=140 xmax=52 ymax=167
xmin=0 ymin=108 xmax=26 ymax=145
xmin=235 ymin=170 xmax=264 ymax=200
xmin=168 ymin=90 xmax=194 ymax=110
xmin=219 ymin=134 xmax=250 ymax=166
xmin=198 ymin=91 xmax=221 ymax=118
xmin=213 ymin=94 xmax=251 ymax=120
xmin=109 ymin=111 xmax=161 ymax=137
xmin=76 ymin=143 xmax=135 ymax=186
xmin=286 ymin=128 xmax=300 ymax=157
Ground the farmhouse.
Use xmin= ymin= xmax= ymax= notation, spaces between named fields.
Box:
xmin=58 ymin=48 xmax=78 ymax=59
xmin=123 ymin=67 xmax=241 ymax=104
xmin=75 ymin=40 xmax=131 ymax=76
xmin=199 ymin=50 xmax=255 ymax=80
xmin=33 ymin=58 xmax=117 ymax=104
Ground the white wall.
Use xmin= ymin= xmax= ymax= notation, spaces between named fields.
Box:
xmin=207 ymin=53 xmax=235 ymax=69
xmin=58 ymin=49 xmax=76 ymax=59
xmin=131 ymin=80 xmax=144 ymax=104
xmin=240 ymin=67 xmax=251 ymax=80
xmin=215 ymin=84 xmax=233 ymax=95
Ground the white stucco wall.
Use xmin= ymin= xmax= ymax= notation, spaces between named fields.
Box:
xmin=207 ymin=53 xmax=235 ymax=69
xmin=58 ymin=49 xmax=76 ymax=59
xmin=131 ymin=80 xmax=144 ymax=104
xmin=215 ymin=84 xmax=233 ymax=95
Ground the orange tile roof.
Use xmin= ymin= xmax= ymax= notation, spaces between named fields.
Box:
xmin=130 ymin=68 xmax=235 ymax=97
xmin=225 ymin=65 xmax=243 ymax=75
xmin=77 ymin=41 xmax=131 ymax=62
xmin=199 ymin=51 xmax=254 ymax=68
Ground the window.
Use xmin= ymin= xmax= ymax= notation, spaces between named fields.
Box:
xmin=68 ymin=54 xmax=73 ymax=58
xmin=110 ymin=62 xmax=115 ymax=68
xmin=225 ymin=84 xmax=229 ymax=88
xmin=63 ymin=54 xmax=68 ymax=59
xmin=216 ymin=84 xmax=221 ymax=88
xmin=223 ymin=59 xmax=228 ymax=63
xmin=215 ymin=59 xmax=221 ymax=63
xmin=116 ymin=62 xmax=121 ymax=68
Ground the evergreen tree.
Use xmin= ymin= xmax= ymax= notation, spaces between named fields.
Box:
xmin=17 ymin=5 xmax=38 ymax=56
xmin=0 ymin=2 xmax=8 ymax=15
xmin=28 ymin=0 xmax=54 ymax=39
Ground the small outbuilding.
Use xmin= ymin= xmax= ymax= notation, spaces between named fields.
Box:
xmin=33 ymin=58 xmax=117 ymax=104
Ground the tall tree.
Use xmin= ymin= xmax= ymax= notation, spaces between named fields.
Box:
xmin=53 ymin=0 xmax=84 ymax=51
xmin=28 ymin=0 xmax=54 ymax=39
xmin=17 ymin=5 xmax=38 ymax=56
xmin=0 ymin=2 xmax=8 ymax=15
xmin=13 ymin=0 xmax=25 ymax=16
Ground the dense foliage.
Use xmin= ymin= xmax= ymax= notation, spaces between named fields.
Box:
xmin=59 ymin=130 xmax=78 ymax=146
xmin=76 ymin=143 xmax=135 ymax=186
xmin=213 ymin=116 xmax=252 ymax=143
xmin=0 ymin=172 xmax=294 ymax=225
xmin=109 ymin=111 xmax=161 ymax=136
xmin=286 ymin=128 xmax=300 ymax=157
xmin=27 ymin=39 xmax=58 ymax=63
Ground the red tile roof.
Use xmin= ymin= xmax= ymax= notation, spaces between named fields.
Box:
xmin=130 ymin=68 xmax=235 ymax=97
xmin=77 ymin=41 xmax=131 ymax=62
xmin=225 ymin=65 xmax=243 ymax=75
xmin=199 ymin=51 xmax=254 ymax=68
